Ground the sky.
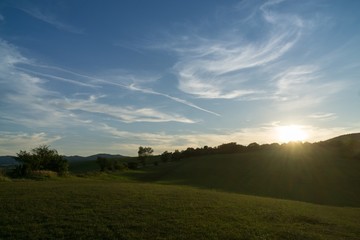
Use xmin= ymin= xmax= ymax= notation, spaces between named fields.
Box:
xmin=0 ymin=0 xmax=360 ymax=156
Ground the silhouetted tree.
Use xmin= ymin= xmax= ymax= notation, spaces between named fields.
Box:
xmin=96 ymin=157 xmax=110 ymax=171
xmin=138 ymin=146 xmax=154 ymax=166
xmin=247 ymin=142 xmax=260 ymax=151
xmin=14 ymin=145 xmax=68 ymax=176
xmin=172 ymin=150 xmax=181 ymax=161
xmin=161 ymin=151 xmax=172 ymax=162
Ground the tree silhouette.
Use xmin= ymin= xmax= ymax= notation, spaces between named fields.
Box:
xmin=138 ymin=146 xmax=154 ymax=166
xmin=14 ymin=145 xmax=68 ymax=176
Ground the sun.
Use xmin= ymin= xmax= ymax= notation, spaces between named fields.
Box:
xmin=277 ymin=125 xmax=308 ymax=143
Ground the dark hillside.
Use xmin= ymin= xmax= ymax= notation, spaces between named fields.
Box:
xmin=319 ymin=133 xmax=360 ymax=159
xmin=125 ymin=144 xmax=360 ymax=207
xmin=65 ymin=153 xmax=126 ymax=162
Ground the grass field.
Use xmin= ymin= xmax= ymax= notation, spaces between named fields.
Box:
xmin=1 ymin=178 xmax=360 ymax=240
xmin=1 ymin=144 xmax=360 ymax=239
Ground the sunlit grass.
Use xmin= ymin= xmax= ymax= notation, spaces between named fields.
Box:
xmin=0 ymin=179 xmax=359 ymax=240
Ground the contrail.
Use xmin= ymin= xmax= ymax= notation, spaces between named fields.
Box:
xmin=28 ymin=64 xmax=221 ymax=117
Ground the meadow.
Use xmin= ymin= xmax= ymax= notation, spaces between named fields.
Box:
xmin=1 ymin=178 xmax=360 ymax=240
xmin=1 ymin=141 xmax=360 ymax=239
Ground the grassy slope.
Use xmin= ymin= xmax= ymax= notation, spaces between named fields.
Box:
xmin=122 ymin=145 xmax=360 ymax=207
xmin=1 ymin=179 xmax=360 ymax=240
xmin=3 ymin=144 xmax=358 ymax=239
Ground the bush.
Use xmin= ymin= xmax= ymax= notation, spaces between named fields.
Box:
xmin=114 ymin=161 xmax=127 ymax=171
xmin=29 ymin=170 xmax=58 ymax=179
xmin=13 ymin=145 xmax=68 ymax=177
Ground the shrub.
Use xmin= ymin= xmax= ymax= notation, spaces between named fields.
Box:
xmin=114 ymin=161 xmax=127 ymax=171
xmin=14 ymin=145 xmax=68 ymax=177
xmin=29 ymin=170 xmax=58 ymax=179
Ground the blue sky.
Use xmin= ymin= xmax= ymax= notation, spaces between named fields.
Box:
xmin=0 ymin=0 xmax=359 ymax=156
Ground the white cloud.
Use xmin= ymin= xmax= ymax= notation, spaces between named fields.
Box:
xmin=167 ymin=0 xmax=302 ymax=99
xmin=274 ymin=65 xmax=319 ymax=96
xmin=0 ymin=132 xmax=61 ymax=155
xmin=16 ymin=67 xmax=99 ymax=88
xmin=127 ymin=84 xmax=221 ymax=116
xmin=53 ymin=96 xmax=195 ymax=123
xmin=0 ymin=14 xmax=4 ymax=21
xmin=28 ymin=64 xmax=219 ymax=116
xmin=272 ymin=65 xmax=345 ymax=110
xmin=0 ymin=38 xmax=195 ymax=128
xmin=308 ymin=112 xmax=337 ymax=121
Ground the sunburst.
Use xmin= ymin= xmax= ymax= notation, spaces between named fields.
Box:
xmin=277 ymin=125 xmax=308 ymax=142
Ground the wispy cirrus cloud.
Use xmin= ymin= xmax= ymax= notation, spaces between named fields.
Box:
xmin=16 ymin=67 xmax=100 ymax=88
xmin=272 ymin=65 xmax=345 ymax=110
xmin=275 ymin=65 xmax=319 ymax=95
xmin=19 ymin=7 xmax=83 ymax=34
xmin=54 ymin=95 xmax=196 ymax=123
xmin=0 ymin=38 xmax=195 ymax=128
xmin=163 ymin=0 xmax=303 ymax=99
xmin=0 ymin=132 xmax=61 ymax=155
xmin=127 ymin=84 xmax=220 ymax=116
xmin=308 ymin=112 xmax=337 ymax=121
xmin=30 ymin=63 xmax=220 ymax=116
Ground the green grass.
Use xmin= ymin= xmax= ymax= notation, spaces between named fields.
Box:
xmin=1 ymin=178 xmax=359 ymax=240
xmin=2 ymin=146 xmax=359 ymax=239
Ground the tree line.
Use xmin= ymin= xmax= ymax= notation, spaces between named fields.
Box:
xmin=4 ymin=136 xmax=358 ymax=177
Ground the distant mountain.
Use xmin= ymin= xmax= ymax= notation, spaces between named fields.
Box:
xmin=0 ymin=154 xmax=126 ymax=166
xmin=0 ymin=156 xmax=17 ymax=166
xmin=65 ymin=153 xmax=127 ymax=162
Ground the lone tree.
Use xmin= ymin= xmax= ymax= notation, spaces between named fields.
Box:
xmin=14 ymin=145 xmax=68 ymax=176
xmin=138 ymin=146 xmax=154 ymax=166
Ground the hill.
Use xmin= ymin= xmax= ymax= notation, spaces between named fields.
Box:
xmin=320 ymin=133 xmax=360 ymax=159
xmin=65 ymin=153 xmax=126 ymax=162
xmin=0 ymin=153 xmax=126 ymax=167
xmin=0 ymin=179 xmax=359 ymax=240
xmin=325 ymin=132 xmax=360 ymax=143
xmin=123 ymin=143 xmax=360 ymax=207
xmin=0 ymin=156 xmax=16 ymax=166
